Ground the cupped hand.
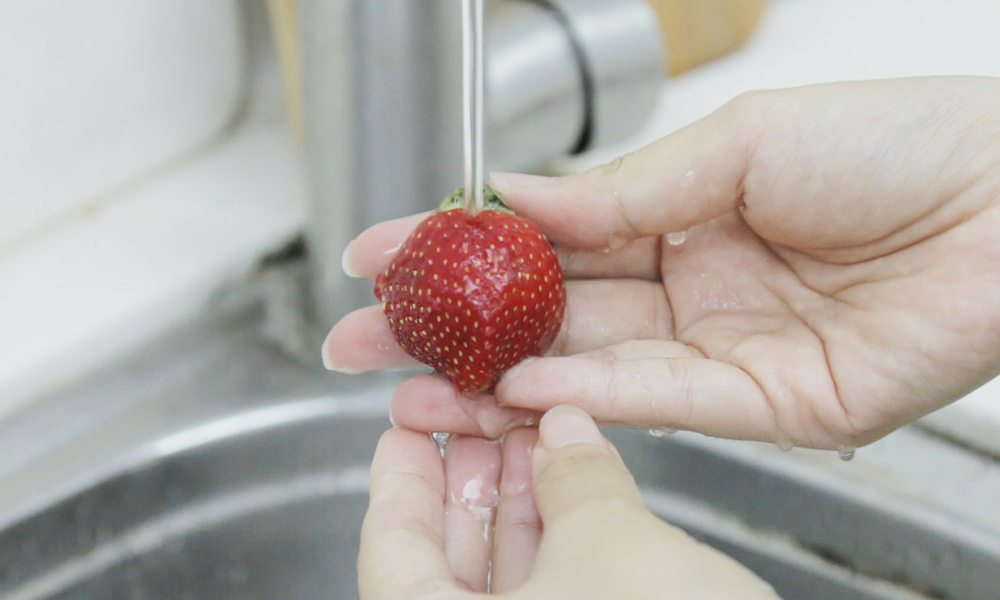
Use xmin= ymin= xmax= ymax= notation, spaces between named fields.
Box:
xmin=327 ymin=76 xmax=1000 ymax=449
xmin=359 ymin=407 xmax=778 ymax=599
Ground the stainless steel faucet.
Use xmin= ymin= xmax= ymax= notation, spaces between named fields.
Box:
xmin=298 ymin=0 xmax=664 ymax=328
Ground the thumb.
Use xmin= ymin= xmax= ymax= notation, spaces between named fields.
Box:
xmin=527 ymin=406 xmax=782 ymax=599
xmin=490 ymin=97 xmax=757 ymax=249
xmin=530 ymin=405 xmax=648 ymax=537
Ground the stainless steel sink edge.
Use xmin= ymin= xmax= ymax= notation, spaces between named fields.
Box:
xmin=3 ymin=468 xmax=371 ymax=600
xmin=1 ymin=298 xmax=998 ymax=599
xmin=0 ymin=301 xmax=393 ymax=532
xmin=640 ymin=489 xmax=929 ymax=600
xmin=606 ymin=428 xmax=1000 ymax=599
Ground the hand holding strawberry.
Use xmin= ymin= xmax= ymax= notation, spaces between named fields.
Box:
xmin=324 ymin=77 xmax=1000 ymax=451
xmin=373 ymin=187 xmax=565 ymax=392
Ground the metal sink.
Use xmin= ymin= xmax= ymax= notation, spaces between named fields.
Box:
xmin=1 ymin=304 xmax=998 ymax=600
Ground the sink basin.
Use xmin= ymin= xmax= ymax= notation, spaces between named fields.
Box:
xmin=1 ymin=305 xmax=998 ymax=600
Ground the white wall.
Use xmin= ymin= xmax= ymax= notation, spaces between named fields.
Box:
xmin=0 ymin=1 xmax=245 ymax=249
xmin=0 ymin=1 xmax=307 ymax=416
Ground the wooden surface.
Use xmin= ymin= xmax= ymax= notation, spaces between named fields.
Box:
xmin=647 ymin=0 xmax=770 ymax=74
xmin=267 ymin=0 xmax=303 ymax=141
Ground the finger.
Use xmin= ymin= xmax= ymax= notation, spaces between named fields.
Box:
xmin=322 ymin=305 xmax=422 ymax=373
xmin=391 ymin=374 xmax=541 ymax=438
xmin=550 ymin=279 xmax=672 ymax=358
xmin=528 ymin=406 xmax=781 ymax=599
xmin=530 ymin=406 xmax=646 ymax=540
xmin=358 ymin=428 xmax=455 ymax=599
xmin=557 ymin=237 xmax=661 ymax=280
xmin=490 ymin=100 xmax=754 ymax=249
xmin=443 ymin=436 xmax=502 ymax=592
xmin=491 ymin=428 xmax=542 ymax=594
xmin=325 ymin=278 xmax=672 ymax=374
xmin=342 ymin=212 xmax=430 ymax=280
xmin=496 ymin=340 xmax=782 ymax=444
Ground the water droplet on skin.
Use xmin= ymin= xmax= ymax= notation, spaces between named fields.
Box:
xmin=679 ymin=169 xmax=695 ymax=189
xmin=837 ymin=445 xmax=856 ymax=462
xmin=607 ymin=235 xmax=627 ymax=252
xmin=648 ymin=428 xmax=676 ymax=438
xmin=776 ymin=437 xmax=794 ymax=452
xmin=666 ymin=231 xmax=687 ymax=246
xmin=447 ymin=475 xmax=502 ymax=542
xmin=608 ymin=156 xmax=624 ymax=172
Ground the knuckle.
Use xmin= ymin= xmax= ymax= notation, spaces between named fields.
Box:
xmin=724 ymin=88 xmax=777 ymax=124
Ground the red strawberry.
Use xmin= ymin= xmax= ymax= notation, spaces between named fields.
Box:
xmin=374 ymin=186 xmax=565 ymax=392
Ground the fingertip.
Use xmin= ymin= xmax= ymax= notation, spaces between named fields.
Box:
xmin=361 ymin=427 xmax=455 ymax=599
xmin=369 ymin=426 xmax=444 ymax=485
xmin=340 ymin=238 xmax=361 ymax=278
xmin=323 ymin=305 xmax=422 ymax=374
xmin=321 ymin=320 xmax=366 ymax=374
xmin=538 ymin=405 xmax=605 ymax=450
xmin=504 ymin=426 xmax=540 ymax=455
xmin=320 ymin=332 xmax=335 ymax=370
xmin=348 ymin=212 xmax=430 ymax=279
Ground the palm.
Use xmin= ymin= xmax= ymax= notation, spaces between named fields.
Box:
xmin=655 ymin=83 xmax=1000 ymax=445
xmin=657 ymin=208 xmax=991 ymax=447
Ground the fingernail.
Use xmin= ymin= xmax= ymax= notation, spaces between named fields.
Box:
xmin=539 ymin=405 xmax=604 ymax=449
xmin=321 ymin=337 xmax=335 ymax=370
xmin=341 ymin=240 xmax=361 ymax=278
xmin=320 ymin=331 xmax=363 ymax=373
xmin=489 ymin=172 xmax=555 ymax=189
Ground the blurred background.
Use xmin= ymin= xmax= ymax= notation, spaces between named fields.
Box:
xmin=1 ymin=1 xmax=1000 ymax=599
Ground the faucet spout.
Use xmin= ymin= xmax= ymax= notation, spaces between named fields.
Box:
xmin=299 ymin=0 xmax=663 ymax=327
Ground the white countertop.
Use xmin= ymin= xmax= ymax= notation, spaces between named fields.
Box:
xmin=1 ymin=0 xmax=998 ymax=451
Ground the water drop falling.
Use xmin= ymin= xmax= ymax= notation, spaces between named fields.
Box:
xmin=837 ymin=445 xmax=856 ymax=462
xmin=648 ymin=428 xmax=677 ymax=438
xmin=666 ymin=231 xmax=687 ymax=246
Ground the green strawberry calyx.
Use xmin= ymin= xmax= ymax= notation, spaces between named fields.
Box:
xmin=439 ymin=185 xmax=514 ymax=215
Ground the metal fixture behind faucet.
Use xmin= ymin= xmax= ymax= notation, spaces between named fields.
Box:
xmin=299 ymin=0 xmax=664 ymax=327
